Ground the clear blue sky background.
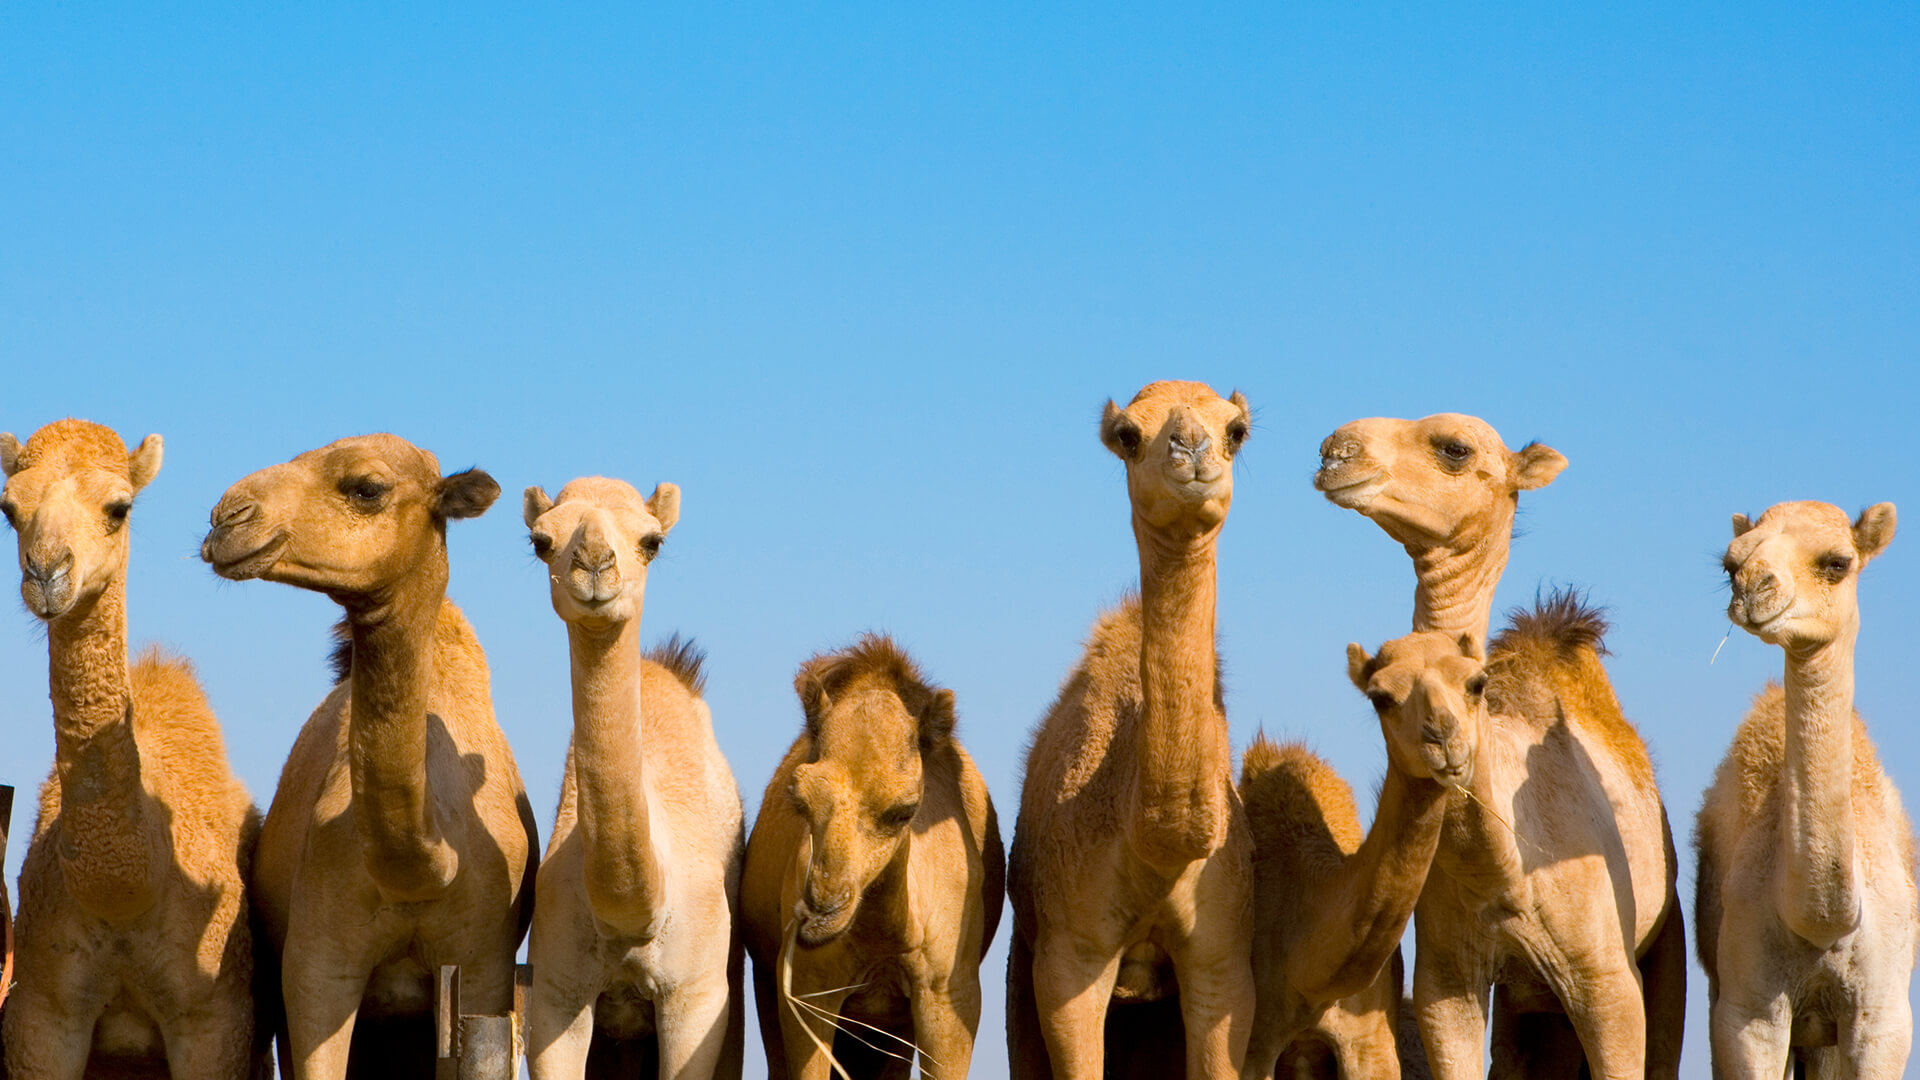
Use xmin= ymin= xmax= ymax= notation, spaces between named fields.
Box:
xmin=3 ymin=5 xmax=1915 ymax=1077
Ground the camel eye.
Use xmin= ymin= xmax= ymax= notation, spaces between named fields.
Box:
xmin=105 ymin=501 xmax=131 ymax=531
xmin=1225 ymin=420 xmax=1249 ymax=452
xmin=638 ymin=533 xmax=663 ymax=559
xmin=1465 ymin=675 xmax=1487 ymax=698
xmin=1435 ymin=440 xmax=1474 ymax=468
xmin=1722 ymin=555 xmax=1739 ymax=578
xmin=878 ymin=802 xmax=919 ymax=831
xmin=529 ymin=533 xmax=554 ymax=559
xmin=1818 ymin=554 xmax=1852 ymax=581
xmin=1 ymin=501 xmax=16 ymax=528
xmin=1367 ymin=691 xmax=1395 ymax=714
xmin=1115 ymin=426 xmax=1141 ymax=453
xmin=341 ymin=477 xmax=389 ymax=509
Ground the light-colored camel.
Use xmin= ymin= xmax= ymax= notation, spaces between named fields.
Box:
xmin=1348 ymin=605 xmax=1674 ymax=1080
xmin=1315 ymin=413 xmax=1684 ymax=1078
xmin=0 ymin=420 xmax=262 ymax=1078
xmin=520 ymin=477 xmax=745 ymax=1079
xmin=1238 ymin=723 xmax=1449 ymax=1079
xmin=743 ymin=636 xmax=1004 ymax=1079
xmin=1007 ymin=380 xmax=1256 ymax=1080
xmin=200 ymin=434 xmax=537 ymax=1080
xmin=1695 ymin=501 xmax=1916 ymax=1078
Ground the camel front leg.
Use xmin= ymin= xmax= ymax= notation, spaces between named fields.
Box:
xmin=523 ymin=970 xmax=597 ymax=1080
xmin=1707 ymin=990 xmax=1791 ymax=1080
xmin=1841 ymin=985 xmax=1914 ymax=1080
xmin=1412 ymin=965 xmax=1490 ymax=1080
xmin=162 ymin=1008 xmax=255 ymax=1080
xmin=656 ymin=974 xmax=733 ymax=1080
xmin=1170 ymin=944 xmax=1254 ymax=1079
xmin=909 ymin=974 xmax=982 ymax=1080
xmin=0 ymin=983 xmax=102 ymax=1080
xmin=1556 ymin=961 xmax=1646 ymax=1080
xmin=777 ymin=982 xmax=854 ymax=1080
xmin=281 ymin=967 xmax=367 ymax=1080
xmin=1031 ymin=933 xmax=1124 ymax=1080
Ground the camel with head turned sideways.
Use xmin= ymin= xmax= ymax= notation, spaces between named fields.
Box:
xmin=1314 ymin=413 xmax=1683 ymax=1079
xmin=201 ymin=433 xmax=537 ymax=1080
xmin=1 ymin=420 xmax=262 ymax=1079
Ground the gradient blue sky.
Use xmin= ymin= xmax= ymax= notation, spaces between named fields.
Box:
xmin=3 ymin=5 xmax=1915 ymax=1077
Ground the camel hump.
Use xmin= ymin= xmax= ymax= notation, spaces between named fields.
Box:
xmin=646 ymin=633 xmax=709 ymax=697
xmin=1239 ymin=733 xmax=1362 ymax=855
xmin=1490 ymin=587 xmax=1609 ymax=660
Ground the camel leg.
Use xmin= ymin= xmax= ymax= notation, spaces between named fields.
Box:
xmin=1556 ymin=963 xmax=1646 ymax=1080
xmin=655 ymin=975 xmax=732 ymax=1080
xmin=1172 ymin=949 xmax=1254 ymax=1079
xmin=523 ymin=975 xmax=596 ymax=1080
xmin=1841 ymin=985 xmax=1914 ymax=1080
xmin=750 ymin=950 xmax=791 ymax=1080
xmin=162 ymin=1009 xmax=254 ymax=1080
xmin=1005 ymin=930 xmax=1052 ymax=1080
xmin=910 ymin=977 xmax=980 ymax=1080
xmin=1411 ymin=966 xmax=1489 ymax=1080
xmin=1638 ymin=898 xmax=1688 ymax=1080
xmin=776 ymin=985 xmax=852 ymax=1080
xmin=1030 ymin=934 xmax=1122 ymax=1080
xmin=1331 ymin=1009 xmax=1402 ymax=1080
xmin=1 ymin=986 xmax=100 ymax=1079
xmin=281 ymin=967 xmax=366 ymax=1080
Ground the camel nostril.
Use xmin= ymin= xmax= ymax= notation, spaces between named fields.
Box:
xmin=215 ymin=500 xmax=257 ymax=529
xmin=1421 ymin=722 xmax=1449 ymax=745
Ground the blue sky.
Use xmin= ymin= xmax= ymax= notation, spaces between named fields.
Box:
xmin=2 ymin=5 xmax=1915 ymax=1077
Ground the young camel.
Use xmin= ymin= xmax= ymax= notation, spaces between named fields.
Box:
xmin=742 ymin=636 xmax=1004 ymax=1079
xmin=1007 ymin=380 xmax=1256 ymax=1080
xmin=521 ymin=477 xmax=745 ymax=1079
xmin=1349 ymin=606 xmax=1672 ymax=1080
xmin=1238 ymin=723 xmax=1448 ymax=1080
xmin=1314 ymin=413 xmax=1684 ymax=1078
xmin=1695 ymin=501 xmax=1916 ymax=1078
xmin=0 ymin=420 xmax=262 ymax=1078
xmin=200 ymin=434 xmax=538 ymax=1080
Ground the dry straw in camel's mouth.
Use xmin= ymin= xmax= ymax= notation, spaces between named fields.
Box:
xmin=777 ymin=920 xmax=943 ymax=1078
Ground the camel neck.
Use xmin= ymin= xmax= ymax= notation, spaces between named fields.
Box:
xmin=566 ymin=615 xmax=667 ymax=939
xmin=46 ymin=577 xmax=160 ymax=922
xmin=1776 ymin=630 xmax=1861 ymax=947
xmin=1288 ymin=767 xmax=1448 ymax=1002
xmin=1408 ymin=512 xmax=1512 ymax=641
xmin=1129 ymin=518 xmax=1231 ymax=868
xmin=1434 ymin=725 xmax=1525 ymax=902
xmin=345 ymin=575 xmax=460 ymax=901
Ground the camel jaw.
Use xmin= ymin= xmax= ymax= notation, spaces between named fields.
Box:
xmin=201 ymin=530 xmax=288 ymax=581
xmin=1315 ymin=467 xmax=1386 ymax=510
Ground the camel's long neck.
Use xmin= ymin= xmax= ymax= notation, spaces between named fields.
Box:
xmin=47 ymin=578 xmax=160 ymax=921
xmin=567 ymin=615 xmax=667 ymax=939
xmin=1777 ymin=631 xmax=1861 ymax=948
xmin=347 ymin=574 xmax=460 ymax=901
xmin=1433 ymin=725 xmax=1525 ymax=902
xmin=1409 ymin=512 xmax=1513 ymax=641
xmin=1287 ymin=768 xmax=1448 ymax=1003
xmin=1129 ymin=520 xmax=1231 ymax=868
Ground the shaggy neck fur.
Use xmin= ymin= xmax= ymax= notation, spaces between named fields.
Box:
xmin=566 ymin=614 xmax=667 ymax=939
xmin=47 ymin=576 xmax=159 ymax=922
xmin=1777 ymin=630 xmax=1861 ymax=947
xmin=1130 ymin=518 xmax=1231 ymax=868
xmin=345 ymin=553 xmax=460 ymax=901
xmin=1408 ymin=507 xmax=1513 ymax=641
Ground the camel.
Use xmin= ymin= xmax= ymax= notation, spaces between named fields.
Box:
xmin=1694 ymin=501 xmax=1916 ymax=1078
xmin=1238 ymin=723 xmax=1449 ymax=1079
xmin=1347 ymin=604 xmax=1675 ymax=1080
xmin=742 ymin=635 xmax=1004 ymax=1079
xmin=1006 ymin=380 xmax=1257 ymax=1080
xmin=520 ymin=477 xmax=745 ymax=1079
xmin=200 ymin=433 xmax=538 ymax=1080
xmin=1314 ymin=413 xmax=1684 ymax=1078
xmin=0 ymin=419 xmax=262 ymax=1078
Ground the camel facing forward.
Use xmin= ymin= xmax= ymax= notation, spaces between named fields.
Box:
xmin=2 ymin=420 xmax=261 ymax=1079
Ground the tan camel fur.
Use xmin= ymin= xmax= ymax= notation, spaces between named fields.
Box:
xmin=1315 ymin=413 xmax=1685 ymax=1078
xmin=0 ymin=420 xmax=261 ymax=1078
xmin=200 ymin=434 xmax=537 ymax=1080
xmin=520 ymin=477 xmax=745 ymax=1079
xmin=743 ymin=636 xmax=1004 ymax=1079
xmin=1238 ymin=723 xmax=1449 ymax=1079
xmin=1695 ymin=501 xmax=1916 ymax=1078
xmin=1348 ymin=605 xmax=1676 ymax=1080
xmin=1006 ymin=380 xmax=1256 ymax=1080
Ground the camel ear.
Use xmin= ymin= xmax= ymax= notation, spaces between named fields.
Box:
xmin=1 ymin=433 xmax=21 ymax=477
xmin=1731 ymin=513 xmax=1755 ymax=538
xmin=125 ymin=434 xmax=163 ymax=492
xmin=1458 ymin=633 xmax=1484 ymax=661
xmin=1346 ymin=643 xmax=1372 ymax=692
xmin=1512 ymin=442 xmax=1566 ymax=491
xmin=648 ymin=483 xmax=681 ymax=534
xmin=793 ymin=656 xmax=837 ymax=735
xmin=522 ymin=486 xmax=553 ymax=529
xmin=1099 ymin=400 xmax=1143 ymax=461
xmin=918 ymin=687 xmax=957 ymax=748
xmin=435 ymin=468 xmax=500 ymax=520
xmin=1853 ymin=503 xmax=1896 ymax=563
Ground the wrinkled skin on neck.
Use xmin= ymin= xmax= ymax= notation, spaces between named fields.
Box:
xmin=1314 ymin=413 xmax=1565 ymax=640
xmin=787 ymin=655 xmax=954 ymax=946
xmin=1100 ymin=380 xmax=1250 ymax=866
xmin=524 ymin=476 xmax=679 ymax=936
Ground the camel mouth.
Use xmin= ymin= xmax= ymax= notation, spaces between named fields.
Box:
xmin=795 ymin=901 xmax=854 ymax=946
xmin=1315 ymin=467 xmax=1385 ymax=507
xmin=203 ymin=531 xmax=288 ymax=580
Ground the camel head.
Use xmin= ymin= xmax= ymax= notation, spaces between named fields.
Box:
xmin=1725 ymin=500 xmax=1895 ymax=649
xmin=1347 ymin=631 xmax=1483 ymax=788
xmin=786 ymin=636 xmax=955 ymax=946
xmin=201 ymin=434 xmax=498 ymax=606
xmin=1314 ymin=413 xmax=1565 ymax=548
xmin=0 ymin=420 xmax=162 ymax=621
xmin=523 ymin=477 xmax=679 ymax=632
xmin=1100 ymin=380 xmax=1251 ymax=537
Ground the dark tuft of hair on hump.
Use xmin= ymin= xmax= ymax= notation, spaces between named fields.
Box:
xmin=327 ymin=619 xmax=353 ymax=684
xmin=645 ymin=633 xmax=708 ymax=697
xmin=793 ymin=633 xmax=953 ymax=750
xmin=1493 ymin=586 xmax=1609 ymax=658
